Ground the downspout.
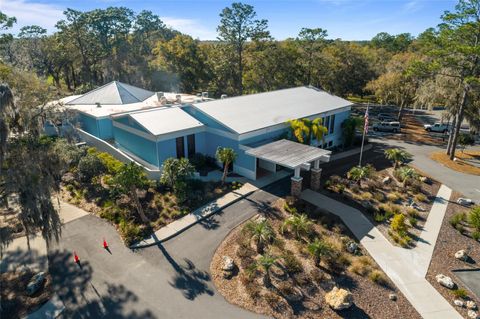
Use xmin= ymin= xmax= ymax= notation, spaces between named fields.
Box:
xmin=156 ymin=136 xmax=160 ymax=169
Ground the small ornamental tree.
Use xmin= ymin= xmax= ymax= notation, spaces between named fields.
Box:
xmin=160 ymin=157 xmax=195 ymax=188
xmin=215 ymin=147 xmax=237 ymax=184
xmin=245 ymin=220 xmax=275 ymax=254
xmin=257 ymin=254 xmax=277 ymax=288
xmin=347 ymin=165 xmax=373 ymax=186
xmin=469 ymin=207 xmax=480 ymax=231
xmin=113 ymin=162 xmax=149 ymax=223
xmin=384 ymin=148 xmax=412 ymax=168
xmin=281 ymin=214 xmax=313 ymax=240
xmin=458 ymin=133 xmax=475 ymax=153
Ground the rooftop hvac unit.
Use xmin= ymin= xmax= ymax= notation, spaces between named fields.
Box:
xmin=175 ymin=94 xmax=182 ymax=103
xmin=221 ymin=94 xmax=228 ymax=99
xmin=159 ymin=96 xmax=167 ymax=105
xmin=156 ymin=92 xmax=164 ymax=100
xmin=196 ymin=93 xmax=202 ymax=97
xmin=201 ymin=92 xmax=208 ymax=100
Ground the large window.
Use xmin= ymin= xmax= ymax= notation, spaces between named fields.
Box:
xmin=324 ymin=115 xmax=330 ymax=135
xmin=329 ymin=114 xmax=335 ymax=134
xmin=187 ymin=134 xmax=196 ymax=158
xmin=176 ymin=137 xmax=185 ymax=159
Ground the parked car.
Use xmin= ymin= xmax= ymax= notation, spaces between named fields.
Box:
xmin=424 ymin=122 xmax=449 ymax=133
xmin=372 ymin=121 xmax=401 ymax=133
xmin=377 ymin=113 xmax=396 ymax=121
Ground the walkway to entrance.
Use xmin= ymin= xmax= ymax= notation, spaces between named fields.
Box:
xmin=246 ymin=139 xmax=331 ymax=196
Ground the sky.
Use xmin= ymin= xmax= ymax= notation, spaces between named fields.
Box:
xmin=0 ymin=0 xmax=458 ymax=40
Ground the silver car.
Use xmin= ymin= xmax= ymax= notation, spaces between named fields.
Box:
xmin=372 ymin=121 xmax=401 ymax=133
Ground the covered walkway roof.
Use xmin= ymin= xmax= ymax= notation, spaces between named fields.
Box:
xmin=246 ymin=139 xmax=331 ymax=169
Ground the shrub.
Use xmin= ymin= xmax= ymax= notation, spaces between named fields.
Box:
xmin=373 ymin=192 xmax=386 ymax=202
xmin=414 ymin=193 xmax=428 ymax=203
xmin=360 ymin=192 xmax=373 ymax=201
xmin=453 ymin=288 xmax=468 ymax=299
xmin=386 ymin=193 xmax=400 ymax=202
xmin=450 ymin=213 xmax=466 ymax=228
xmin=469 ymin=207 xmax=480 ymax=231
xmin=472 ymin=231 xmax=480 ymax=241
xmin=77 ymin=153 xmax=106 ymax=182
xmin=119 ymin=220 xmax=142 ymax=246
xmin=409 ymin=216 xmax=418 ymax=228
xmin=96 ymin=151 xmax=123 ymax=175
xmin=374 ymin=213 xmax=387 ymax=223
xmin=379 ymin=203 xmax=401 ymax=219
xmin=406 ymin=208 xmax=419 ymax=218
xmin=348 ymin=256 xmax=372 ymax=276
xmin=369 ymin=270 xmax=388 ymax=286
xmin=282 ymin=250 xmax=303 ymax=274
xmin=391 ymin=214 xmax=407 ymax=234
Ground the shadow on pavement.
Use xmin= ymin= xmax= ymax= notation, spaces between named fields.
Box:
xmin=48 ymin=250 xmax=156 ymax=318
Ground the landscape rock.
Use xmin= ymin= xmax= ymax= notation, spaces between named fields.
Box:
xmin=255 ymin=215 xmax=267 ymax=224
xmin=222 ymin=256 xmax=235 ymax=272
xmin=325 ymin=287 xmax=353 ymax=310
xmin=346 ymin=241 xmax=358 ymax=254
xmin=455 ymin=250 xmax=467 ymax=260
xmin=389 ymin=293 xmax=397 ymax=301
xmin=467 ymin=301 xmax=477 ymax=310
xmin=436 ymin=274 xmax=455 ymax=289
xmin=382 ymin=176 xmax=391 ymax=184
xmin=454 ymin=299 xmax=464 ymax=307
xmin=458 ymin=198 xmax=475 ymax=206
xmin=468 ymin=310 xmax=478 ymax=319
xmin=419 ymin=176 xmax=428 ymax=183
xmin=26 ymin=272 xmax=46 ymax=296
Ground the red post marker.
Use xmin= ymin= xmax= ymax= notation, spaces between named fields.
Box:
xmin=73 ymin=251 xmax=80 ymax=263
xmin=103 ymin=238 xmax=108 ymax=249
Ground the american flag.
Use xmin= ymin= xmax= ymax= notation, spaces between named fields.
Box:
xmin=364 ymin=106 xmax=369 ymax=134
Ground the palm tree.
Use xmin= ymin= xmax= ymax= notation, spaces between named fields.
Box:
xmin=287 ymin=118 xmax=327 ymax=145
xmin=347 ymin=165 xmax=373 ymax=186
xmin=113 ymin=162 xmax=150 ymax=223
xmin=281 ymin=214 xmax=313 ymax=240
xmin=245 ymin=220 xmax=275 ymax=254
xmin=257 ymin=254 xmax=277 ymax=288
xmin=395 ymin=166 xmax=419 ymax=187
xmin=384 ymin=148 xmax=411 ymax=169
xmin=215 ymin=147 xmax=237 ymax=185
xmin=287 ymin=119 xmax=309 ymax=143
xmin=307 ymin=238 xmax=332 ymax=267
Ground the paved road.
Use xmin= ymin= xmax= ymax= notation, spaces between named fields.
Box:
xmin=50 ymin=178 xmax=289 ymax=319
xmin=371 ymin=137 xmax=480 ymax=202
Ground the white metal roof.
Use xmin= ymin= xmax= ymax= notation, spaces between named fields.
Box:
xmin=122 ymin=107 xmax=204 ymax=136
xmin=246 ymin=139 xmax=331 ymax=169
xmin=67 ymin=81 xmax=154 ymax=105
xmin=192 ymin=86 xmax=352 ymax=135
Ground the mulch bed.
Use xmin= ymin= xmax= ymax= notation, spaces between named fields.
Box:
xmin=1 ymin=270 xmax=53 ymax=318
xmin=210 ymin=200 xmax=420 ymax=319
xmin=426 ymin=191 xmax=480 ymax=319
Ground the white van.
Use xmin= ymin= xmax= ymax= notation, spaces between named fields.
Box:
xmin=372 ymin=121 xmax=401 ymax=133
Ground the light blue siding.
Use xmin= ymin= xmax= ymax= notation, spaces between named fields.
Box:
xmin=114 ymin=116 xmax=149 ymax=133
xmin=157 ymin=139 xmax=177 ymax=165
xmin=204 ymin=132 xmax=256 ymax=172
xmin=113 ymin=126 xmax=158 ymax=166
xmin=79 ymin=113 xmax=99 ymax=137
xmin=98 ymin=118 xmax=113 ymax=140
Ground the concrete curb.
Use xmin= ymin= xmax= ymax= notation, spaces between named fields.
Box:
xmin=129 ymin=189 xmax=257 ymax=249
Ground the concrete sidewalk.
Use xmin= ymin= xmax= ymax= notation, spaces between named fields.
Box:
xmin=130 ymin=170 xmax=291 ymax=249
xmin=301 ymin=187 xmax=461 ymax=319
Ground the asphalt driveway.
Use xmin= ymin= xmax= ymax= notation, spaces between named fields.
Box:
xmin=49 ymin=178 xmax=289 ymax=318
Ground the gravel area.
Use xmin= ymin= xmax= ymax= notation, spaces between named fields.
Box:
xmin=426 ymin=191 xmax=480 ymax=319
xmin=211 ymin=199 xmax=420 ymax=319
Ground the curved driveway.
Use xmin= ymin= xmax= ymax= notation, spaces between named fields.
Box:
xmin=50 ymin=179 xmax=288 ymax=318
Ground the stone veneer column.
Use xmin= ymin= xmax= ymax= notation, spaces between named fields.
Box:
xmin=291 ymin=176 xmax=303 ymax=197
xmin=310 ymin=168 xmax=322 ymax=191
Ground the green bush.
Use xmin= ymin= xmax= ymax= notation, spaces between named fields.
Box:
xmin=414 ymin=193 xmax=428 ymax=203
xmin=391 ymin=214 xmax=407 ymax=234
xmin=369 ymin=269 xmax=388 ymax=286
xmin=406 ymin=208 xmax=419 ymax=218
xmin=77 ymin=153 xmax=106 ymax=182
xmin=453 ymin=288 xmax=468 ymax=299
xmin=473 ymin=231 xmax=480 ymax=241
xmin=469 ymin=207 xmax=480 ymax=231
xmin=96 ymin=151 xmax=123 ymax=175
xmin=374 ymin=213 xmax=387 ymax=223
xmin=282 ymin=250 xmax=303 ymax=274
xmin=374 ymin=192 xmax=386 ymax=202
xmin=450 ymin=213 xmax=466 ymax=229
xmin=409 ymin=216 xmax=418 ymax=228
xmin=119 ymin=220 xmax=142 ymax=246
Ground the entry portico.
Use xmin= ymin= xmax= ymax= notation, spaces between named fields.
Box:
xmin=246 ymin=139 xmax=331 ymax=196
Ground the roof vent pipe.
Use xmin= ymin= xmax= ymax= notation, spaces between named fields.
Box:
xmin=95 ymin=102 xmax=101 ymax=108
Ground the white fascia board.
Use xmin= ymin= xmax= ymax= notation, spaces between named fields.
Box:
xmin=112 ymin=121 xmax=157 ymax=142
xmin=205 ymin=126 xmax=239 ymax=140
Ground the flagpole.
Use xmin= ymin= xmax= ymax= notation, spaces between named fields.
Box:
xmin=358 ymin=104 xmax=369 ymax=167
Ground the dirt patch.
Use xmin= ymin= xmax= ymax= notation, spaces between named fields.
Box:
xmin=430 ymin=151 xmax=480 ymax=176
xmin=388 ymin=113 xmax=448 ymax=145
xmin=426 ymin=191 xmax=480 ymax=319
xmin=211 ymin=199 xmax=420 ymax=319
xmin=1 ymin=270 xmax=53 ymax=318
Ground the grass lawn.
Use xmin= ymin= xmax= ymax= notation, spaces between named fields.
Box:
xmin=430 ymin=150 xmax=480 ymax=176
